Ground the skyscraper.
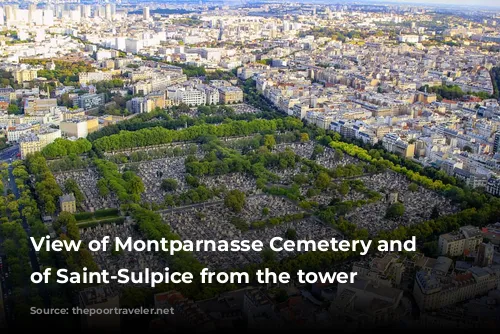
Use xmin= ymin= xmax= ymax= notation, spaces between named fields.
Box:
xmin=494 ymin=132 xmax=500 ymax=153
xmin=105 ymin=3 xmax=112 ymax=20
xmin=5 ymin=5 xmax=18 ymax=27
xmin=143 ymin=7 xmax=150 ymax=20
xmin=81 ymin=5 xmax=91 ymax=18
xmin=218 ymin=20 xmax=224 ymax=41
xmin=28 ymin=4 xmax=36 ymax=24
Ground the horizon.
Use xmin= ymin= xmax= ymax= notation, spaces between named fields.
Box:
xmin=250 ymin=0 xmax=500 ymax=9
xmin=367 ymin=0 xmax=500 ymax=8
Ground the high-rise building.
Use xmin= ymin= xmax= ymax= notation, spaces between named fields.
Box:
xmin=5 ymin=5 xmax=18 ymax=26
xmin=218 ymin=20 xmax=224 ymax=41
xmin=97 ymin=5 xmax=105 ymax=18
xmin=143 ymin=6 xmax=150 ymax=20
xmin=42 ymin=9 xmax=54 ymax=26
xmin=105 ymin=3 xmax=112 ymax=20
xmin=28 ymin=4 xmax=36 ymax=24
xmin=81 ymin=5 xmax=91 ymax=18
xmin=494 ymin=132 xmax=500 ymax=153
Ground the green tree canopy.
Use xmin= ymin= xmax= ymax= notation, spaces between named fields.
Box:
xmin=224 ymin=189 xmax=246 ymax=213
xmin=385 ymin=202 xmax=405 ymax=220
xmin=42 ymin=138 xmax=92 ymax=159
xmin=161 ymin=178 xmax=178 ymax=192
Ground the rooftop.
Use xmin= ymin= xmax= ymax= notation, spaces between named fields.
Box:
xmin=60 ymin=193 xmax=75 ymax=203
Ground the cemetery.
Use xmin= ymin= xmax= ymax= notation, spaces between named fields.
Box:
xmin=345 ymin=171 xmax=459 ymax=234
xmin=79 ymin=217 xmax=168 ymax=286
xmin=54 ymin=136 xmax=459 ymax=241
xmin=54 ymin=168 xmax=120 ymax=211
xmin=133 ymin=156 xmax=191 ymax=203
xmin=47 ymin=124 xmax=462 ymax=272
xmin=160 ymin=194 xmax=341 ymax=269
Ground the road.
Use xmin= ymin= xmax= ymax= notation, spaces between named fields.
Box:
xmin=0 ymin=146 xmax=19 ymax=162
xmin=5 ymin=165 xmax=49 ymax=307
xmin=0 ymin=276 xmax=5 ymax=329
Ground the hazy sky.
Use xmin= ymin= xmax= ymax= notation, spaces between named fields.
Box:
xmin=372 ymin=0 xmax=500 ymax=7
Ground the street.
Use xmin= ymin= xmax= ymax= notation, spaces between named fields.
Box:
xmin=0 ymin=163 xmax=49 ymax=326
xmin=0 ymin=146 xmax=19 ymax=163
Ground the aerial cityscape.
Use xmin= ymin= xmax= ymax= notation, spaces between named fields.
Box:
xmin=0 ymin=0 xmax=500 ymax=330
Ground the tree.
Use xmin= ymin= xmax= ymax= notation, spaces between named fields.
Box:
xmin=42 ymin=138 xmax=92 ymax=159
xmin=314 ymin=172 xmax=331 ymax=190
xmin=97 ymin=179 xmax=110 ymax=197
xmin=260 ymin=247 xmax=276 ymax=263
xmin=430 ymin=205 xmax=440 ymax=219
xmin=127 ymin=175 xmax=145 ymax=195
xmin=224 ymin=189 xmax=246 ymax=213
xmin=408 ymin=183 xmax=419 ymax=192
xmin=64 ymin=178 xmax=84 ymax=208
xmin=263 ymin=134 xmax=276 ymax=149
xmin=275 ymin=289 xmax=288 ymax=303
xmin=300 ymin=133 xmax=309 ymax=142
xmin=161 ymin=178 xmax=178 ymax=192
xmin=463 ymin=145 xmax=473 ymax=153
xmin=385 ymin=202 xmax=405 ymax=220
xmin=185 ymin=174 xmax=200 ymax=188
xmin=292 ymin=174 xmax=308 ymax=185
xmin=312 ymin=145 xmax=324 ymax=159
xmin=339 ymin=181 xmax=350 ymax=196
xmin=285 ymin=228 xmax=297 ymax=240
xmin=334 ymin=150 xmax=344 ymax=161
xmin=7 ymin=103 xmax=20 ymax=115
xmin=53 ymin=211 xmax=80 ymax=240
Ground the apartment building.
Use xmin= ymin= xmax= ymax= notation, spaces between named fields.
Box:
xmin=218 ymin=86 xmax=243 ymax=104
xmin=382 ymin=133 xmax=415 ymax=158
xmin=415 ymin=91 xmax=437 ymax=104
xmin=79 ymin=71 xmax=113 ymax=85
xmin=196 ymin=85 xmax=220 ymax=105
xmin=76 ymin=93 xmax=106 ymax=110
xmin=307 ymin=111 xmax=335 ymax=129
xmin=486 ymin=178 xmax=500 ymax=196
xmin=62 ymin=109 xmax=86 ymax=121
xmin=19 ymin=133 xmax=41 ymax=159
xmin=127 ymin=97 xmax=149 ymax=114
xmin=330 ymin=276 xmax=405 ymax=326
xmin=60 ymin=117 xmax=98 ymax=138
xmin=6 ymin=123 xmax=34 ymax=142
xmin=13 ymin=68 xmax=38 ymax=83
xmin=438 ymin=225 xmax=483 ymax=257
xmin=167 ymin=87 xmax=206 ymax=106
xmin=38 ymin=127 xmax=61 ymax=147
xmin=453 ymin=168 xmax=488 ymax=189
xmin=23 ymin=97 xmax=57 ymax=115
xmin=330 ymin=120 xmax=379 ymax=145
xmin=413 ymin=266 xmax=499 ymax=311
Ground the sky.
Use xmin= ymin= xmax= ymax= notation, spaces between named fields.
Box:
xmin=368 ymin=0 xmax=500 ymax=8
